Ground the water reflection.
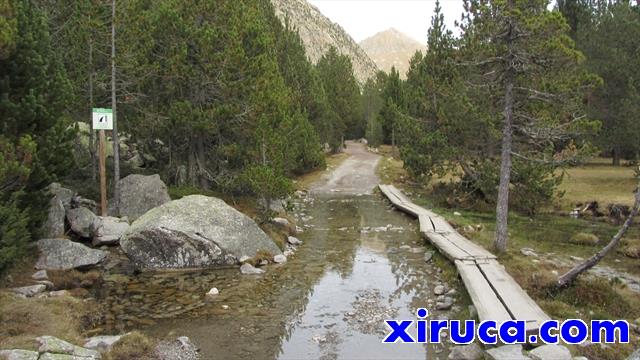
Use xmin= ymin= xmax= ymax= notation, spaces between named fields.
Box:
xmin=100 ymin=195 xmax=458 ymax=359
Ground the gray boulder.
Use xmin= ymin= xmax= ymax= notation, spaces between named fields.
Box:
xmin=36 ymin=239 xmax=108 ymax=270
xmin=627 ymin=348 xmax=640 ymax=360
xmin=92 ymin=216 xmax=129 ymax=246
xmin=48 ymin=183 xmax=76 ymax=209
xmin=0 ymin=349 xmax=39 ymax=360
xmin=67 ymin=207 xmax=98 ymax=238
xmin=448 ymin=343 xmax=483 ymax=360
xmin=120 ymin=195 xmax=281 ymax=269
xmin=486 ymin=345 xmax=530 ymax=360
xmin=11 ymin=284 xmax=46 ymax=297
xmin=529 ymin=345 xmax=572 ymax=360
xmin=36 ymin=336 xmax=100 ymax=359
xmin=115 ymin=174 xmax=171 ymax=221
xmin=43 ymin=196 xmax=66 ymax=238
xmin=84 ymin=335 xmax=126 ymax=353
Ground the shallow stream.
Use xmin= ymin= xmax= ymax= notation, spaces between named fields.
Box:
xmin=99 ymin=194 xmax=460 ymax=359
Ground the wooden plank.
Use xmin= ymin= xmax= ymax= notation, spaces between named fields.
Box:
xmin=418 ymin=214 xmax=434 ymax=233
xmin=455 ymin=260 xmax=512 ymax=324
xmin=423 ymin=232 xmax=472 ymax=261
xmin=445 ymin=232 xmax=496 ymax=259
xmin=478 ymin=259 xmax=550 ymax=332
xmin=430 ymin=216 xmax=456 ymax=233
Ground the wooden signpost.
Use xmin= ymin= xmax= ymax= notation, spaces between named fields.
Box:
xmin=92 ymin=108 xmax=113 ymax=216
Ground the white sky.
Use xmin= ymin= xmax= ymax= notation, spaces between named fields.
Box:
xmin=307 ymin=0 xmax=465 ymax=43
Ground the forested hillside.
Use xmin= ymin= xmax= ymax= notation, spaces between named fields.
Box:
xmin=0 ymin=0 xmax=365 ymax=271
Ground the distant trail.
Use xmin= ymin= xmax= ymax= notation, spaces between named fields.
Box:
xmin=311 ymin=141 xmax=381 ymax=195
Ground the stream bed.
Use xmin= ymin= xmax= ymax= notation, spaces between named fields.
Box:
xmin=99 ymin=194 xmax=462 ymax=359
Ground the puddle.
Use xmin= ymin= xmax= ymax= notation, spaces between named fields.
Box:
xmin=99 ymin=194 xmax=460 ymax=359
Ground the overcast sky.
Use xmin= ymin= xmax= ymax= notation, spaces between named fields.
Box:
xmin=307 ymin=0 xmax=465 ymax=44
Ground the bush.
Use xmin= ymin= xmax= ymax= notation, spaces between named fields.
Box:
xmin=0 ymin=195 xmax=30 ymax=273
xmin=105 ymin=331 xmax=156 ymax=360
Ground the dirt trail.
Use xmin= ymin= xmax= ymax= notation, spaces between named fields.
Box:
xmin=311 ymin=141 xmax=381 ymax=195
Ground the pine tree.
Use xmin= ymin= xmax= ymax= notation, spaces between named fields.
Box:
xmin=460 ymin=0 xmax=600 ymax=252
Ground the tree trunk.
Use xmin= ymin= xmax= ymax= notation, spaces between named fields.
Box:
xmin=111 ymin=0 xmax=120 ymax=204
xmin=557 ymin=182 xmax=640 ymax=288
xmin=495 ymin=16 xmax=516 ymax=253
xmin=196 ymin=135 xmax=208 ymax=190
xmin=612 ymin=146 xmax=621 ymax=166
xmin=89 ymin=40 xmax=96 ymax=182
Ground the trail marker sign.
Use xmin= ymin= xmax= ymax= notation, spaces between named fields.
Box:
xmin=92 ymin=108 xmax=113 ymax=130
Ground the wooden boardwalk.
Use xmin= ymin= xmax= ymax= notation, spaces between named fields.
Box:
xmin=379 ymin=184 xmax=550 ymax=334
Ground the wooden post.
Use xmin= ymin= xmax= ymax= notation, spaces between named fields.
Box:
xmin=99 ymin=130 xmax=107 ymax=216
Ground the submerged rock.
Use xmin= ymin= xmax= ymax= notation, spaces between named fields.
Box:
xmin=115 ymin=174 xmax=171 ymax=221
xmin=240 ymin=263 xmax=265 ymax=275
xmin=120 ymin=195 xmax=281 ymax=269
xmin=448 ymin=343 xmax=483 ymax=360
xmin=36 ymin=239 xmax=107 ymax=270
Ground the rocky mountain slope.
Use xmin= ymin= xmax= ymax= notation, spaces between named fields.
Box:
xmin=359 ymin=28 xmax=426 ymax=79
xmin=271 ymin=0 xmax=378 ymax=84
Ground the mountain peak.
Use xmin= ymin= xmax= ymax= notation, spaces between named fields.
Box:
xmin=270 ymin=0 xmax=378 ymax=84
xmin=359 ymin=28 xmax=426 ymax=78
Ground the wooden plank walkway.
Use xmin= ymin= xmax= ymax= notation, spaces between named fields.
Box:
xmin=379 ymin=184 xmax=550 ymax=335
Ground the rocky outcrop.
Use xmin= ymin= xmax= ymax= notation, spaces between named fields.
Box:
xmin=114 ymin=174 xmax=171 ymax=221
xmin=11 ymin=284 xmax=47 ymax=298
xmin=92 ymin=216 xmax=129 ymax=246
xmin=270 ymin=0 xmax=378 ymax=84
xmin=359 ymin=28 xmax=426 ymax=79
xmin=120 ymin=195 xmax=282 ymax=269
xmin=36 ymin=239 xmax=108 ymax=270
xmin=0 ymin=349 xmax=39 ymax=360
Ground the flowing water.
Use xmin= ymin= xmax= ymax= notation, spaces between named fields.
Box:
xmin=99 ymin=193 xmax=461 ymax=359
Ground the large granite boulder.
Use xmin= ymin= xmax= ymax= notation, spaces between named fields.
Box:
xmin=115 ymin=174 xmax=171 ymax=221
xmin=48 ymin=183 xmax=76 ymax=209
xmin=66 ymin=207 xmax=98 ymax=238
xmin=36 ymin=239 xmax=108 ymax=270
xmin=92 ymin=216 xmax=129 ymax=246
xmin=120 ymin=195 xmax=282 ymax=269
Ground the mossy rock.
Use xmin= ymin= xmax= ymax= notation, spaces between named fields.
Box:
xmin=569 ymin=232 xmax=599 ymax=245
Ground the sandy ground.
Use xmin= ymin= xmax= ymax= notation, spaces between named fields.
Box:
xmin=311 ymin=141 xmax=381 ymax=195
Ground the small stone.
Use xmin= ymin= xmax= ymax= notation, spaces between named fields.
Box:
xmin=448 ymin=343 xmax=483 ymax=360
xmin=273 ymin=254 xmax=287 ymax=264
xmin=570 ymin=256 xmax=584 ymax=262
xmin=485 ymin=345 xmax=530 ymax=360
xmin=84 ymin=334 xmax=125 ymax=352
xmin=446 ymin=289 xmax=457 ymax=296
xmin=238 ymin=256 xmax=251 ymax=263
xmin=240 ymin=263 xmax=265 ymax=275
xmin=424 ymin=251 xmax=434 ymax=262
xmin=453 ymin=212 xmax=462 ymax=216
xmin=12 ymin=284 xmax=47 ymax=297
xmin=221 ymin=305 xmax=229 ymax=310
xmin=436 ymin=297 xmax=454 ymax=310
xmin=36 ymin=280 xmax=55 ymax=289
xmin=32 ymin=270 xmax=48 ymax=281
xmin=49 ymin=290 xmax=70 ymax=297
xmin=529 ymin=345 xmax=572 ymax=360
xmin=434 ymin=285 xmax=446 ymax=295
xmin=206 ymin=287 xmax=219 ymax=297
xmin=272 ymin=217 xmax=290 ymax=227
xmin=399 ymin=245 xmax=411 ymax=250
xmin=287 ymin=236 xmax=302 ymax=246
xmin=259 ymin=259 xmax=269 ymax=266
xmin=410 ymin=247 xmax=425 ymax=253
xmin=520 ymin=248 xmax=538 ymax=257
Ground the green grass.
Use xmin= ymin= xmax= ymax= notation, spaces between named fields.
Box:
xmin=557 ymin=158 xmax=637 ymax=209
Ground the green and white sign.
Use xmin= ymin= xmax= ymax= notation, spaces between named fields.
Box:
xmin=92 ymin=108 xmax=113 ymax=130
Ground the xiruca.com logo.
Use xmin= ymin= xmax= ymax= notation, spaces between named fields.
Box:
xmin=382 ymin=309 xmax=629 ymax=345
